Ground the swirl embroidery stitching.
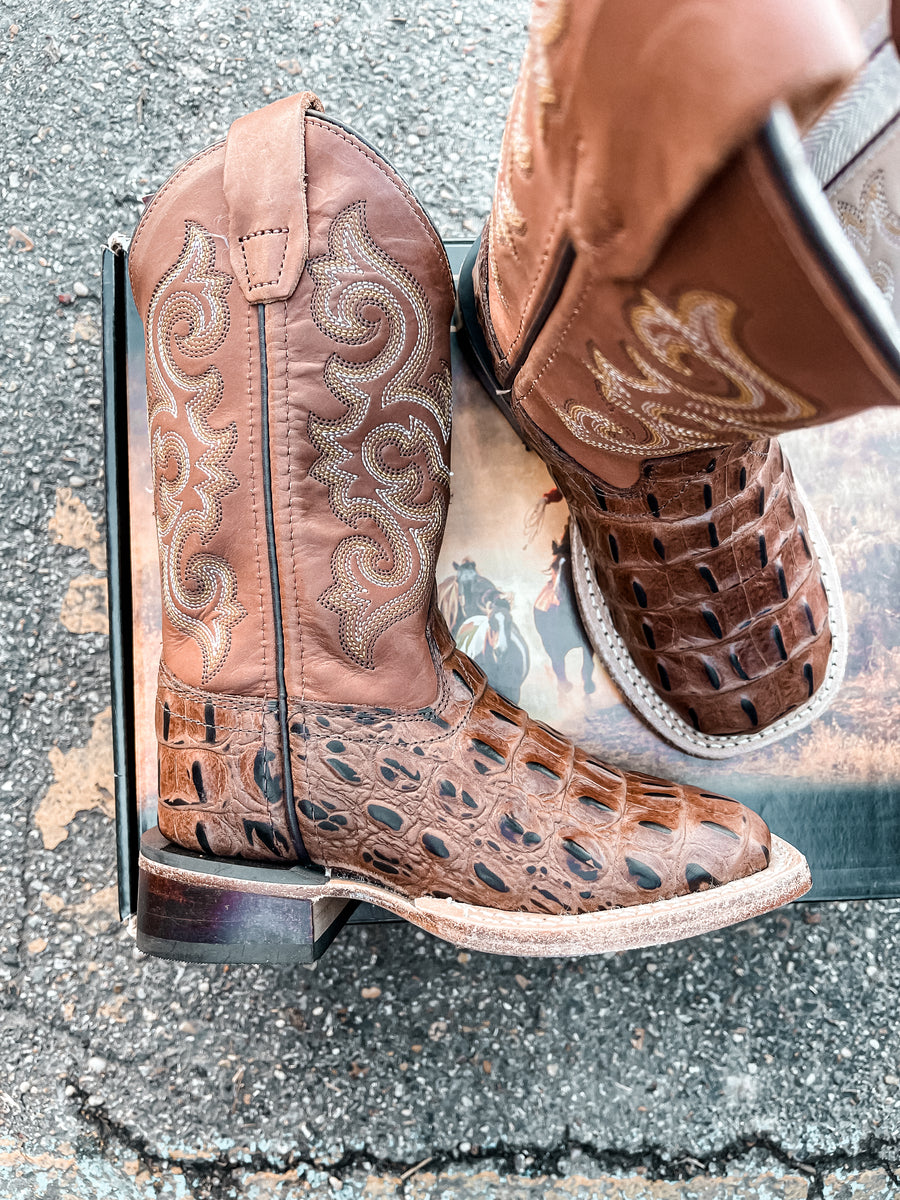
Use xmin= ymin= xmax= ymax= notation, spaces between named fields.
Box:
xmin=556 ymin=288 xmax=816 ymax=457
xmin=307 ymin=201 xmax=452 ymax=669
xmin=147 ymin=220 xmax=246 ymax=681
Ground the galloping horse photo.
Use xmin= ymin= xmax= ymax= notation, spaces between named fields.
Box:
xmin=533 ymin=528 xmax=596 ymax=698
xmin=438 ymin=559 xmax=530 ymax=703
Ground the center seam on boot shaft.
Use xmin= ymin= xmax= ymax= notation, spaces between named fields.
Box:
xmin=244 ymin=304 xmax=270 ymax=704
xmin=246 ymin=302 xmax=276 ymax=835
xmin=281 ymin=296 xmax=313 ymax=836
xmin=281 ymin=299 xmax=305 ymax=711
xmin=257 ymin=303 xmax=311 ymax=866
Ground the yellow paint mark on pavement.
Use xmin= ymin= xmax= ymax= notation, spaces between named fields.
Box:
xmin=60 ymin=575 xmax=109 ymax=635
xmin=0 ymin=1150 xmax=76 ymax=1172
xmin=49 ymin=487 xmax=106 ymax=571
xmin=237 ymin=1170 xmax=304 ymax=1196
xmin=399 ymin=1172 xmax=811 ymax=1199
xmin=364 ymin=1176 xmax=402 ymax=1196
xmin=70 ymin=885 xmax=118 ymax=934
xmin=96 ymin=993 xmax=129 ymax=1024
xmin=35 ymin=708 xmax=114 ymax=849
xmin=42 ymin=885 xmax=118 ymax=931
xmin=68 ymin=311 xmax=99 ymax=344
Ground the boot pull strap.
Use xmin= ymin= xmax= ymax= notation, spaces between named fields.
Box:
xmin=223 ymin=91 xmax=324 ymax=304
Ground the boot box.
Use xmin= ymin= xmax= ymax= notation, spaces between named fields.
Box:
xmin=102 ymin=237 xmax=900 ymax=956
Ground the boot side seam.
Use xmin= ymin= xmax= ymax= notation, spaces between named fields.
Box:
xmin=281 ymin=299 xmax=305 ymax=706
xmin=245 ymin=303 xmax=270 ymax=696
xmin=516 ymin=274 xmax=592 ymax=409
xmin=500 ymin=206 xmax=566 ymax=361
xmin=276 ymin=295 xmax=307 ymax=838
xmin=257 ymin=305 xmax=310 ymax=863
xmin=281 ymin=296 xmax=312 ymax=830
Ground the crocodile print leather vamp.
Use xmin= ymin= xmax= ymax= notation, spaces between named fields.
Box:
xmin=514 ymin=416 xmax=847 ymax=756
xmin=129 ymin=92 xmax=810 ymax=957
xmin=155 ymin=614 xmax=772 ymax=914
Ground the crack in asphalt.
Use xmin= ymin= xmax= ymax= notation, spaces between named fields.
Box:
xmin=67 ymin=1086 xmax=900 ymax=1198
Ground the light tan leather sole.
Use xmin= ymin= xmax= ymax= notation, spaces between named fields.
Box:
xmin=569 ymin=478 xmax=848 ymax=760
xmin=139 ymin=834 xmax=810 ymax=958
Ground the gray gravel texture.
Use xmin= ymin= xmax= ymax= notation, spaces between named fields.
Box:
xmin=1 ymin=1 xmax=899 ymax=1198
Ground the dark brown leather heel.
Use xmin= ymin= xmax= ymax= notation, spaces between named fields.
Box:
xmin=137 ymin=829 xmax=355 ymax=964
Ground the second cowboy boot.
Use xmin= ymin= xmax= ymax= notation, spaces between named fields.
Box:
xmin=128 ymin=93 xmax=809 ymax=959
xmin=458 ymin=0 xmax=900 ymax=757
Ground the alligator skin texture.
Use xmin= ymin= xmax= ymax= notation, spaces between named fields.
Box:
xmin=157 ymin=611 xmax=771 ymax=914
xmin=513 ymin=408 xmax=833 ymax=737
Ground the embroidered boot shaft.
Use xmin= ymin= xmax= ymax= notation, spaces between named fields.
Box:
xmin=458 ymin=0 xmax=900 ymax=755
xmin=129 ymin=93 xmax=809 ymax=956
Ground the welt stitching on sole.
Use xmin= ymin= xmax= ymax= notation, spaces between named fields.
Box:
xmin=140 ymin=835 xmax=809 ymax=954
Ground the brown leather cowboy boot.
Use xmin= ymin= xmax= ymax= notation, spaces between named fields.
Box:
xmin=458 ymin=0 xmax=900 ymax=758
xmin=128 ymin=93 xmax=809 ymax=958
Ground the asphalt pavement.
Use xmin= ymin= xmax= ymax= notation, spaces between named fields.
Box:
xmin=0 ymin=2 xmax=898 ymax=1197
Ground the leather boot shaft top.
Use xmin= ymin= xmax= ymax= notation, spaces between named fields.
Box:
xmin=129 ymin=96 xmax=455 ymax=709
xmin=477 ymin=0 xmax=900 ymax=493
xmin=483 ymin=0 xmax=862 ymax=369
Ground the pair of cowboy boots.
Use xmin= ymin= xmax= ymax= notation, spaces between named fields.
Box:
xmin=129 ymin=0 xmax=900 ymax=957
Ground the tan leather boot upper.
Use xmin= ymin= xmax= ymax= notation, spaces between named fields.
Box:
xmin=130 ymin=96 xmax=454 ymax=712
